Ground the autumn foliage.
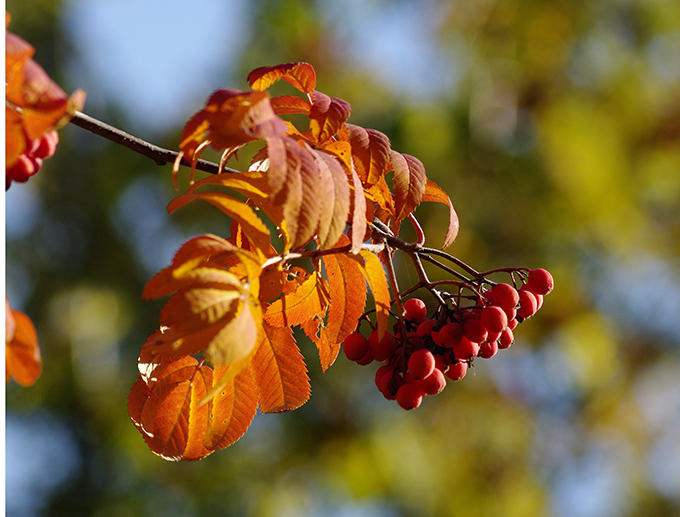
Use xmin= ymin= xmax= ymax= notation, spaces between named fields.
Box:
xmin=3 ymin=21 xmax=553 ymax=463
xmin=125 ymin=62 xmax=553 ymax=461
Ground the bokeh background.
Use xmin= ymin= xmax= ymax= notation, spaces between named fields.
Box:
xmin=6 ymin=0 xmax=680 ymax=516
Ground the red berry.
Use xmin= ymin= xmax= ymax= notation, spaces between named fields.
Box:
xmin=499 ymin=328 xmax=514 ymax=349
xmin=343 ymin=332 xmax=370 ymax=361
xmin=379 ymin=372 xmax=402 ymax=400
xmin=375 ymin=365 xmax=393 ymax=388
xmin=415 ymin=368 xmax=446 ymax=395
xmin=439 ymin=322 xmax=463 ymax=348
xmin=368 ymin=330 xmax=397 ymax=361
xmin=416 ymin=319 xmax=437 ymax=337
xmin=463 ymin=319 xmax=488 ymax=344
xmin=445 ymin=361 xmax=468 ymax=381
xmin=356 ymin=348 xmax=375 ymax=365
xmin=491 ymin=283 xmax=520 ymax=310
xmin=408 ymin=349 xmax=436 ymax=380
xmin=452 ymin=336 xmax=480 ymax=362
xmin=527 ymin=268 xmax=554 ymax=295
xmin=480 ymin=306 xmax=508 ymax=333
xmin=403 ymin=298 xmax=428 ymax=322
xmin=508 ymin=318 xmax=518 ymax=330
xmin=396 ymin=383 xmax=424 ymax=410
xmin=433 ymin=354 xmax=447 ymax=371
xmin=517 ymin=288 xmax=539 ymax=319
xmin=486 ymin=330 xmax=502 ymax=343
xmin=478 ymin=339 xmax=499 ymax=359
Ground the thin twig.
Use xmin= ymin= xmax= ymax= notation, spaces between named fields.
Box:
xmin=68 ymin=111 xmax=238 ymax=175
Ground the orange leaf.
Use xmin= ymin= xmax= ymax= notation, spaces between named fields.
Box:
xmin=249 ymin=322 xmax=310 ymax=413
xmin=167 ymin=192 xmax=270 ymax=258
xmin=322 ymin=140 xmax=353 ymax=172
xmin=178 ymin=89 xmax=287 ymax=165
xmin=187 ymin=170 xmax=286 ymax=232
xmin=391 ymin=151 xmax=427 ymax=222
xmin=353 ymin=251 xmax=391 ymax=341
xmin=311 ymin=150 xmax=351 ymax=250
xmin=346 ymin=124 xmax=392 ymax=188
xmin=203 ymin=365 xmax=258 ymax=450
xmin=205 ymin=297 xmax=262 ymax=369
xmin=323 ymin=242 xmax=367 ymax=346
xmin=349 ymin=166 xmax=369 ymax=253
xmin=368 ymin=174 xmax=396 ymax=218
xmin=248 ymin=62 xmax=317 ymax=94
xmin=264 ymin=271 xmax=329 ymax=328
xmin=128 ymin=356 xmax=212 ymax=461
xmin=5 ymin=301 xmax=41 ymax=387
xmin=309 ymin=91 xmax=352 ymax=146
xmin=143 ymin=234 xmax=251 ymax=300
xmin=270 ymin=95 xmax=312 ymax=115
xmin=301 ymin=316 xmax=337 ymax=372
xmin=422 ymin=179 xmax=459 ymax=248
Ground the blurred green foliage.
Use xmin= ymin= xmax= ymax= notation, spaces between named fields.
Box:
xmin=6 ymin=0 xmax=680 ymax=516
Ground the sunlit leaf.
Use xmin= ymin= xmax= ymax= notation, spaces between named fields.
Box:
xmin=353 ymin=250 xmax=391 ymax=341
xmin=167 ymin=192 xmax=271 ymax=258
xmin=249 ymin=322 xmax=310 ymax=413
xmin=349 ymin=166 xmax=369 ymax=253
xmin=422 ymin=179 xmax=459 ymax=248
xmin=206 ymin=297 xmax=262 ymax=370
xmin=178 ymin=89 xmax=287 ymax=166
xmin=309 ymin=91 xmax=352 ymax=145
xmin=391 ymin=151 xmax=427 ymax=222
xmin=128 ymin=356 xmax=212 ymax=461
xmin=346 ymin=124 xmax=392 ymax=188
xmin=301 ymin=316 xmax=337 ymax=372
xmin=247 ymin=62 xmax=316 ymax=94
xmin=312 ymin=150 xmax=351 ymax=250
xmin=323 ymin=242 xmax=366 ymax=342
xmin=264 ymin=271 xmax=329 ymax=327
xmin=203 ymin=365 xmax=258 ymax=450
xmin=270 ymin=95 xmax=312 ymax=115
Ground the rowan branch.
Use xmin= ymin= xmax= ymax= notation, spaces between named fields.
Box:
xmin=68 ymin=111 xmax=238 ymax=175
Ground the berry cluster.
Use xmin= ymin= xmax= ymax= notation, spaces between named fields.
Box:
xmin=343 ymin=268 xmax=554 ymax=410
xmin=6 ymin=130 xmax=59 ymax=189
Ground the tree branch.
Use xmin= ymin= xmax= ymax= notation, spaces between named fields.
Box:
xmin=68 ymin=111 xmax=237 ymax=175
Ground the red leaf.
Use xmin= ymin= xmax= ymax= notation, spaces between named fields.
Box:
xmin=422 ymin=179 xmax=459 ymax=248
xmin=391 ymin=151 xmax=427 ymax=222
xmin=248 ymin=62 xmax=317 ymax=94
xmin=249 ymin=322 xmax=310 ymax=413
xmin=346 ymin=124 xmax=392 ymax=188
xmin=309 ymin=91 xmax=352 ymax=145
xmin=5 ymin=300 xmax=41 ymax=387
